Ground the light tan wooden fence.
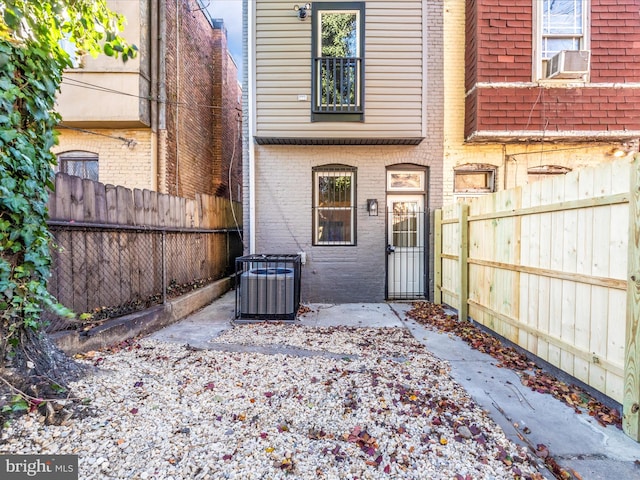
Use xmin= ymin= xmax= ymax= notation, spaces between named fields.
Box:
xmin=46 ymin=173 xmax=243 ymax=331
xmin=434 ymin=156 xmax=640 ymax=441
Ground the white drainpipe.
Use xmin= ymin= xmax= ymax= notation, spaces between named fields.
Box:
xmin=247 ymin=0 xmax=256 ymax=254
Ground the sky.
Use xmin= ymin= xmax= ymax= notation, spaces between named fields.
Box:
xmin=206 ymin=0 xmax=243 ymax=79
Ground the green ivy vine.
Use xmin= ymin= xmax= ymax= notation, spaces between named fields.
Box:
xmin=0 ymin=1 xmax=136 ymax=357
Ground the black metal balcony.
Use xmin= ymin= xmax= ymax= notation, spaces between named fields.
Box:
xmin=313 ymin=57 xmax=363 ymax=113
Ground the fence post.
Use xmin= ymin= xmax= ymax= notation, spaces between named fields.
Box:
xmin=459 ymin=203 xmax=469 ymax=322
xmin=161 ymin=231 xmax=167 ymax=304
xmin=624 ymin=154 xmax=640 ymax=441
xmin=434 ymin=209 xmax=443 ymax=305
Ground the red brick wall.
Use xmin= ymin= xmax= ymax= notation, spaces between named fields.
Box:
xmin=469 ymin=86 xmax=640 ymax=133
xmin=473 ymin=0 xmax=533 ymax=83
xmin=591 ymin=0 xmax=640 ymax=82
xmin=465 ymin=0 xmax=479 ymax=93
xmin=465 ymin=0 xmax=640 ymax=140
xmin=212 ymin=26 xmax=242 ymax=201
xmin=163 ymin=1 xmax=241 ymax=199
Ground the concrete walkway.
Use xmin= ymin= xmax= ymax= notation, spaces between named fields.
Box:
xmin=149 ymin=291 xmax=640 ymax=479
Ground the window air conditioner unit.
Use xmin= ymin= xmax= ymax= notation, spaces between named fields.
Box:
xmin=546 ymin=50 xmax=590 ymax=79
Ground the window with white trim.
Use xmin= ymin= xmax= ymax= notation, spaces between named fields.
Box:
xmin=313 ymin=165 xmax=356 ymax=245
xmin=534 ymin=0 xmax=589 ymax=80
xmin=56 ymin=151 xmax=99 ymax=181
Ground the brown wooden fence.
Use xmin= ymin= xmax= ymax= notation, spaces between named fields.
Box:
xmin=434 ymin=156 xmax=640 ymax=441
xmin=45 ymin=173 xmax=243 ymax=332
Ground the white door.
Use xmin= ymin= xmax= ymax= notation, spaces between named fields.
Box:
xmin=386 ymin=195 xmax=425 ymax=299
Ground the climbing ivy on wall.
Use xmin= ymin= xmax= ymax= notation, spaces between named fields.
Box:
xmin=0 ymin=1 xmax=136 ymax=359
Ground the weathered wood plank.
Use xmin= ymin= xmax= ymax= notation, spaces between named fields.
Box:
xmin=116 ymin=186 xmax=134 ymax=225
xmin=69 ymin=175 xmax=84 ymax=221
xmin=54 ymin=173 xmax=71 ymax=221
xmin=82 ymin=179 xmax=97 ymax=222
xmin=105 ymin=185 xmax=118 ymax=224
xmin=133 ymin=189 xmax=145 ymax=226
xmin=93 ymin=181 xmax=107 ymax=223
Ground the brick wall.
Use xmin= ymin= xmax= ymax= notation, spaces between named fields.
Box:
xmin=465 ymin=0 xmax=640 ymax=140
xmin=164 ymin=1 xmax=240 ymax=199
xmin=212 ymin=28 xmax=243 ymax=202
xmin=254 ymin=145 xmax=443 ymax=303
xmin=591 ymin=0 xmax=640 ymax=82
xmin=53 ymin=129 xmax=154 ymax=190
xmin=470 ymin=86 xmax=640 ymax=133
xmin=464 ymin=0 xmax=478 ymax=93
xmin=473 ymin=0 xmax=533 ymax=82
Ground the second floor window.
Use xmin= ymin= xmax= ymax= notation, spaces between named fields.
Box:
xmin=535 ymin=0 xmax=589 ymax=79
xmin=312 ymin=2 xmax=364 ymax=121
xmin=542 ymin=0 xmax=585 ymax=57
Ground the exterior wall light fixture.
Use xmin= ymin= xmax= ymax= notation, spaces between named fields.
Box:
xmin=294 ymin=4 xmax=311 ymax=20
xmin=367 ymin=199 xmax=378 ymax=216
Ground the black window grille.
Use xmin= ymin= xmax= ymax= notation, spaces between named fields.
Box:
xmin=312 ymin=165 xmax=356 ymax=245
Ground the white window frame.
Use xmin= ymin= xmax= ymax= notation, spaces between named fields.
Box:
xmin=533 ymin=0 xmax=590 ymax=80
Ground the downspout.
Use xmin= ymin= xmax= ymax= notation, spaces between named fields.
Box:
xmin=175 ymin=0 xmax=180 ymax=196
xmin=158 ymin=0 xmax=168 ymax=193
xmin=150 ymin=0 xmax=159 ymax=191
xmin=246 ymin=0 xmax=256 ymax=254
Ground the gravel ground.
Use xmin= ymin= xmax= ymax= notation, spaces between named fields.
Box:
xmin=1 ymin=324 xmax=545 ymax=479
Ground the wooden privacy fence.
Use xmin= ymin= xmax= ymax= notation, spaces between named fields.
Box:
xmin=434 ymin=156 xmax=640 ymax=441
xmin=45 ymin=173 xmax=243 ymax=332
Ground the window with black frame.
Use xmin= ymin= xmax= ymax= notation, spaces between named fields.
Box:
xmin=56 ymin=151 xmax=99 ymax=181
xmin=312 ymin=2 xmax=364 ymax=121
xmin=312 ymin=165 xmax=356 ymax=245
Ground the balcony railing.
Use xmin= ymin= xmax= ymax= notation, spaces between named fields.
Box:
xmin=313 ymin=57 xmax=363 ymax=113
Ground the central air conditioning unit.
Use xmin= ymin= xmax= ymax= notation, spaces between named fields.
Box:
xmin=235 ymin=254 xmax=302 ymax=321
xmin=546 ymin=50 xmax=590 ymax=79
xmin=241 ymin=267 xmax=295 ymax=315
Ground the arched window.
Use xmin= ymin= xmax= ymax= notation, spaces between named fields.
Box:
xmin=56 ymin=151 xmax=98 ymax=181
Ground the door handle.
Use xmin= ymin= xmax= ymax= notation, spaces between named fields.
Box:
xmin=386 ymin=244 xmax=395 ymax=255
